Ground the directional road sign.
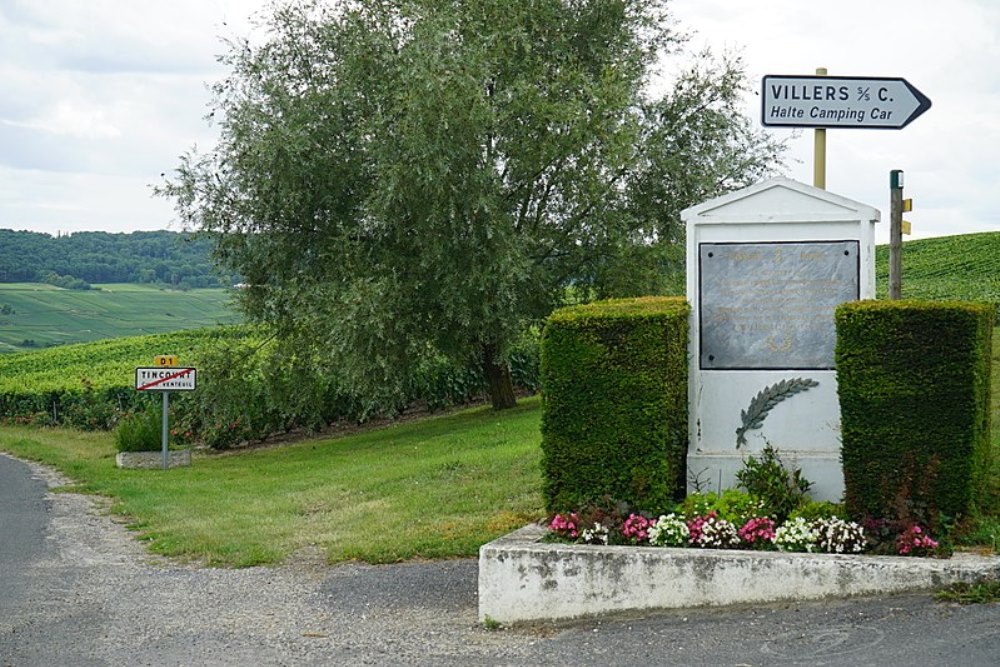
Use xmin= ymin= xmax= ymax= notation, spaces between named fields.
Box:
xmin=762 ymin=75 xmax=931 ymax=129
xmin=135 ymin=367 xmax=197 ymax=391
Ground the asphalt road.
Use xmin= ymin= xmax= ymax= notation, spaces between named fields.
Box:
xmin=0 ymin=454 xmax=50 ymax=615
xmin=3 ymin=452 xmax=1000 ymax=666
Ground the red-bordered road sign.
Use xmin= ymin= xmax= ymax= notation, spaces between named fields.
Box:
xmin=134 ymin=367 xmax=197 ymax=391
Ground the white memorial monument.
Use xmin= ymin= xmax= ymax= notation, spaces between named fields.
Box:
xmin=683 ymin=177 xmax=879 ymax=500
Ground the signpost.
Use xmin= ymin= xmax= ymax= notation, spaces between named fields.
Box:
xmin=761 ymin=71 xmax=930 ymax=297
xmin=888 ymin=171 xmax=916 ymax=296
xmin=762 ymin=71 xmax=931 ymax=189
xmin=135 ymin=363 xmax=197 ymax=469
xmin=761 ymin=75 xmax=932 ymax=130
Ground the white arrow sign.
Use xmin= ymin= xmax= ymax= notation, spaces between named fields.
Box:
xmin=762 ymin=75 xmax=931 ymax=129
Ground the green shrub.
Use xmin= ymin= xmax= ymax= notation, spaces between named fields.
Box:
xmin=789 ymin=500 xmax=845 ymax=523
xmin=60 ymin=378 xmax=126 ymax=430
xmin=712 ymin=489 xmax=770 ymax=525
xmin=115 ymin=408 xmax=163 ymax=453
xmin=0 ymin=324 xmax=542 ymax=447
xmin=171 ymin=330 xmax=543 ymax=449
xmin=508 ymin=329 xmax=542 ymax=394
xmin=0 ymin=327 xmax=251 ymax=427
xmin=835 ymin=299 xmax=994 ymax=524
xmin=677 ymin=489 xmax=767 ymax=525
xmin=676 ymin=491 xmax=719 ymax=518
xmin=540 ymin=296 xmax=689 ymax=511
xmin=735 ymin=443 xmax=812 ymax=523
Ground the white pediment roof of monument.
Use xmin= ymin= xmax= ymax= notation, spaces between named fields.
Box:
xmin=681 ymin=177 xmax=880 ymax=224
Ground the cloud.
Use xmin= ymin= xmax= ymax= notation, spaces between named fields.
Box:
xmin=669 ymin=0 xmax=1000 ymax=241
xmin=0 ymin=0 xmax=998 ymax=241
xmin=0 ymin=165 xmax=179 ymax=234
xmin=0 ymin=67 xmax=218 ymax=176
xmin=0 ymin=0 xmax=267 ymax=233
xmin=6 ymin=101 xmax=121 ymax=138
xmin=0 ymin=0 xmax=246 ymax=75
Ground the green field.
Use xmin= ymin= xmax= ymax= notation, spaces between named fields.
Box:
xmin=876 ymin=232 xmax=1000 ymax=304
xmin=0 ymin=283 xmax=241 ymax=352
xmin=0 ymin=232 xmax=994 ymax=354
xmin=0 ymin=232 xmax=999 ymax=565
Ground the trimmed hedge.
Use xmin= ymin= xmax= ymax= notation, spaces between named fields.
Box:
xmin=835 ymin=299 xmax=994 ymax=522
xmin=540 ymin=296 xmax=689 ymax=512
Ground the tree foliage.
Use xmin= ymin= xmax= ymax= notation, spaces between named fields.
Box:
xmin=0 ymin=229 xmax=233 ymax=288
xmin=160 ymin=0 xmax=784 ymax=409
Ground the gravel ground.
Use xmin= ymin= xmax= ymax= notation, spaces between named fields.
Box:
xmin=0 ymin=456 xmax=541 ymax=666
xmin=5 ymin=454 xmax=1000 ymax=667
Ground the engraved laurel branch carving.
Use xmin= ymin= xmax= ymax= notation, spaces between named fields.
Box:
xmin=736 ymin=378 xmax=819 ymax=449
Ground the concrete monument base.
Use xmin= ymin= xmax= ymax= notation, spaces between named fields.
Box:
xmin=115 ymin=450 xmax=191 ymax=470
xmin=479 ymin=524 xmax=1000 ymax=624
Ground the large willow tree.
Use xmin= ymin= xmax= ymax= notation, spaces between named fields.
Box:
xmin=161 ymin=0 xmax=783 ymax=410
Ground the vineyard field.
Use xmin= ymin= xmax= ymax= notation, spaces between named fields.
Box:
xmin=875 ymin=232 xmax=1000 ymax=305
xmin=0 ymin=327 xmax=249 ymax=397
xmin=0 ymin=283 xmax=241 ymax=352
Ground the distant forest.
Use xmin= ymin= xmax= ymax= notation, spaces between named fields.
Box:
xmin=0 ymin=230 xmax=237 ymax=288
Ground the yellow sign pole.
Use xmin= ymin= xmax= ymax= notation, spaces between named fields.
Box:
xmin=813 ymin=67 xmax=827 ymax=189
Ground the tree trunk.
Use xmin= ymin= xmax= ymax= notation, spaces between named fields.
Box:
xmin=482 ymin=343 xmax=517 ymax=410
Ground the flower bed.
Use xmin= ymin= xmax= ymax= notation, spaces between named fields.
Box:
xmin=547 ymin=510 xmax=881 ymax=554
xmin=543 ymin=446 xmax=945 ymax=558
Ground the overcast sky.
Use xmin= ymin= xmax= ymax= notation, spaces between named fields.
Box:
xmin=1 ymin=0 xmax=997 ymax=244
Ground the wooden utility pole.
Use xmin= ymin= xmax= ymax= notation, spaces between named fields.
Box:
xmin=889 ymin=170 xmax=904 ymax=299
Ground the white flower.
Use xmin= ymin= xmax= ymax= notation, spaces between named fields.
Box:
xmin=697 ymin=516 xmax=740 ymax=549
xmin=581 ymin=522 xmax=609 ymax=545
xmin=648 ymin=513 xmax=689 ymax=547
xmin=774 ymin=517 xmax=819 ymax=552
xmin=814 ymin=517 xmax=867 ymax=554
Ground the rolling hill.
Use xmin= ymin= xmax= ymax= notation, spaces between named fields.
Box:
xmin=875 ymin=231 xmax=1000 ymax=305
xmin=0 ymin=283 xmax=240 ymax=352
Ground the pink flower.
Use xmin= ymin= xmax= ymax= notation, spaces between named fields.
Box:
xmin=687 ymin=512 xmax=725 ymax=547
xmin=622 ymin=514 xmax=652 ymax=544
xmin=896 ymin=524 xmax=938 ymax=556
xmin=738 ymin=517 xmax=776 ymax=548
xmin=548 ymin=513 xmax=580 ymax=540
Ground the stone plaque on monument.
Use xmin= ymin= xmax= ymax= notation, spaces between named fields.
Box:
xmin=699 ymin=241 xmax=859 ymax=370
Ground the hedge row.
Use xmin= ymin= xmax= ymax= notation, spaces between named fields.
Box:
xmin=541 ymin=295 xmax=993 ymax=525
xmin=0 ymin=327 xmax=541 ymax=447
xmin=835 ymin=299 xmax=994 ymax=522
xmin=540 ymin=296 xmax=689 ymax=511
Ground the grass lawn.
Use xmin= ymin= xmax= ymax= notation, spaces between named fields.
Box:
xmin=0 ymin=397 xmax=545 ymax=567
